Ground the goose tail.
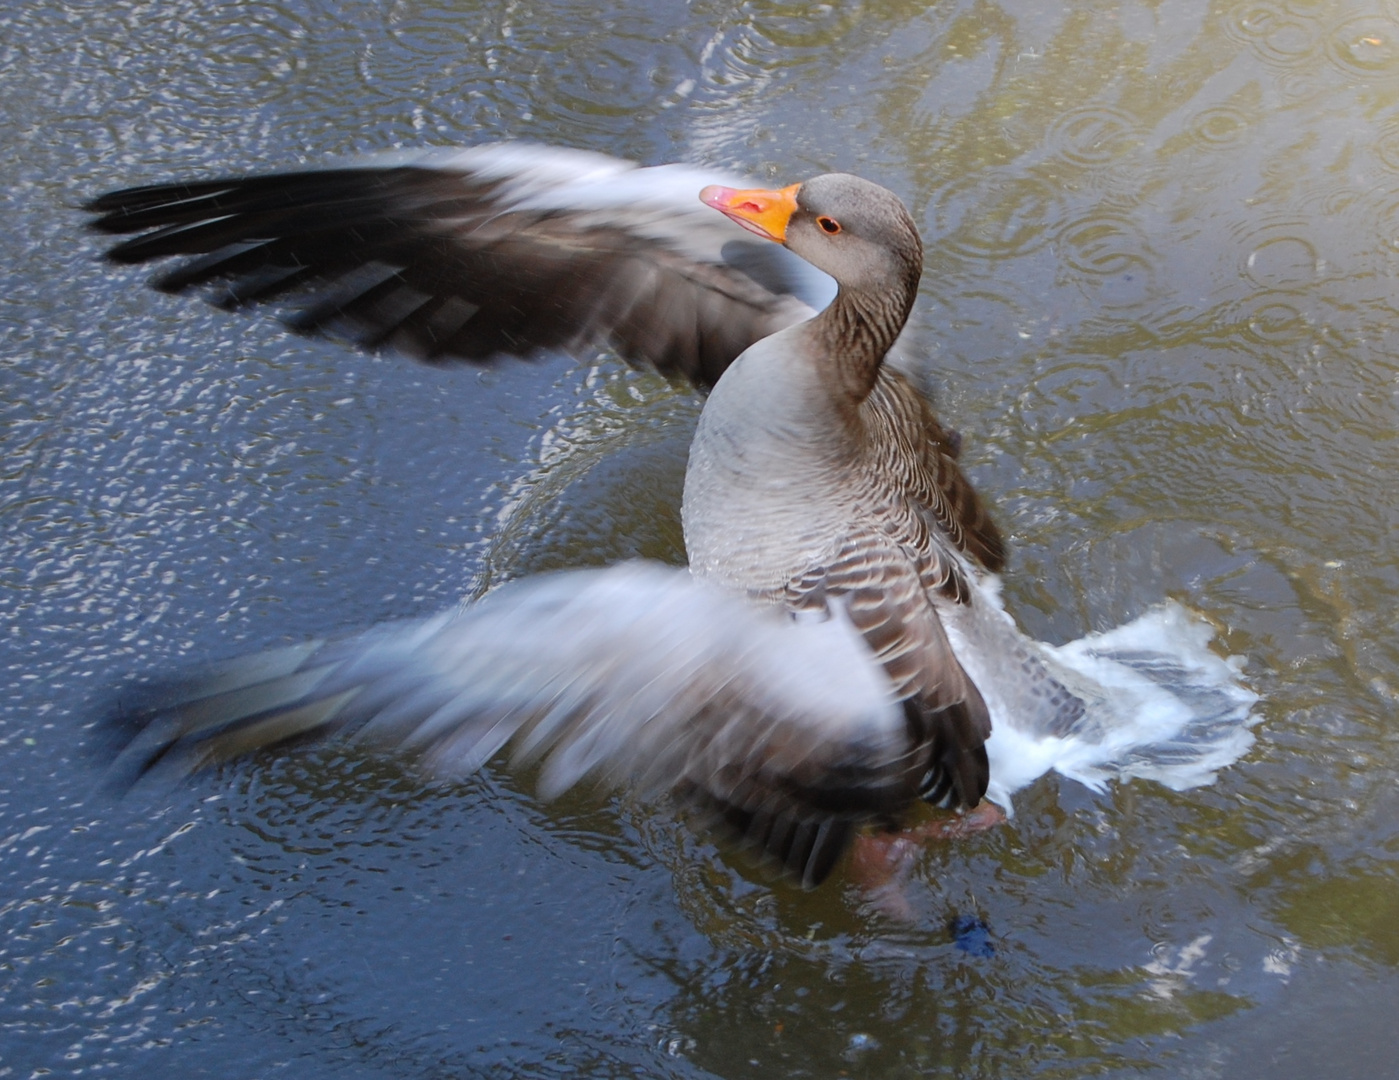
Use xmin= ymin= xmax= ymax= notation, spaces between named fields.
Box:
xmin=947 ymin=581 xmax=1259 ymax=810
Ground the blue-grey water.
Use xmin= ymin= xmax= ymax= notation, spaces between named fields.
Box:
xmin=3 ymin=0 xmax=1398 ymax=1076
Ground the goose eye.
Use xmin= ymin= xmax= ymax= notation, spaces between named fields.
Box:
xmin=817 ymin=216 xmax=841 ymax=235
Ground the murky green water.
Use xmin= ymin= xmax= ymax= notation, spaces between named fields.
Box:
xmin=3 ymin=0 xmax=1398 ymax=1075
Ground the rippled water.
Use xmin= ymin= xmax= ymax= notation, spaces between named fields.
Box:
xmin=3 ymin=0 xmax=1398 ymax=1076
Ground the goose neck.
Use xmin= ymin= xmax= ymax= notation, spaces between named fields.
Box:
xmin=809 ymin=280 xmax=916 ymax=405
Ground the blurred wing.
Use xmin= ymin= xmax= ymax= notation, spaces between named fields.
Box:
xmin=105 ymin=562 xmax=909 ymax=887
xmin=87 ymin=144 xmax=837 ymax=389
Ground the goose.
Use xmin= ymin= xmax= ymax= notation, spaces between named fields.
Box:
xmin=90 ymin=145 xmax=1256 ymax=889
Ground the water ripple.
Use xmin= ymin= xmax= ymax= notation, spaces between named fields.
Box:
xmin=383 ymin=0 xmax=477 ymax=58
xmin=1189 ymin=104 xmax=1253 ymax=148
xmin=1326 ymin=17 xmax=1399 ymax=77
xmin=1210 ymin=288 xmax=1316 ymax=349
xmin=931 ymin=171 xmax=1063 ymax=260
xmin=1375 ymin=118 xmax=1399 ymax=174
xmin=1233 ymin=219 xmax=1321 ymax=288
xmin=1055 ymin=210 xmax=1159 ymax=309
xmin=1046 ymin=106 xmax=1144 ymax=167
xmin=1224 ymin=2 xmax=1318 ymax=68
xmin=176 ymin=1 xmax=312 ymax=111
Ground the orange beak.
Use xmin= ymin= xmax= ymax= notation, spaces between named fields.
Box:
xmin=699 ymin=183 xmax=802 ymax=243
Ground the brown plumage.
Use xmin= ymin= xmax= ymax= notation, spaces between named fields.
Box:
xmin=85 ymin=146 xmax=830 ymax=389
xmin=862 ymin=373 xmax=1006 ymax=576
xmin=686 ymin=174 xmax=1005 ymax=822
xmin=91 ymin=150 xmax=1020 ymax=887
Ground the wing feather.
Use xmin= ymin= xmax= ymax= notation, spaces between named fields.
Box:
xmin=103 ymin=562 xmax=909 ymax=887
xmin=783 ymin=526 xmax=992 ymax=811
xmin=87 ymin=145 xmax=836 ymax=389
xmin=864 ymin=370 xmax=1006 ymax=573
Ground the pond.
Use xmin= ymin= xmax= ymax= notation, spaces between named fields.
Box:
xmin=3 ymin=0 xmax=1398 ymax=1076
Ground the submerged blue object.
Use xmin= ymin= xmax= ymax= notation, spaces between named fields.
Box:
xmin=950 ymin=914 xmax=994 ymax=957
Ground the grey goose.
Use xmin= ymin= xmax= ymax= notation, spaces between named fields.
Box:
xmin=89 ymin=145 xmax=1256 ymax=888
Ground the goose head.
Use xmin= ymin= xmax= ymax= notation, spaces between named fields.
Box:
xmin=699 ymin=173 xmax=922 ymax=298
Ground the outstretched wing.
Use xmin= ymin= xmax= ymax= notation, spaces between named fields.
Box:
xmin=87 ymin=144 xmax=836 ymax=389
xmin=104 ymin=562 xmax=913 ymax=888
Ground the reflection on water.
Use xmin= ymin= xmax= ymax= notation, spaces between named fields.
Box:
xmin=477 ymin=364 xmax=697 ymax=589
xmin=2 ymin=0 xmax=1398 ymax=1077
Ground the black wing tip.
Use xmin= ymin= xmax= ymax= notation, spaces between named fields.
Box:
xmin=916 ymin=743 xmax=990 ymax=811
xmin=977 ymin=524 xmax=1008 ymax=574
xmin=83 ymin=190 xmax=135 ymax=216
xmin=88 ymin=212 xmax=135 ymax=237
xmin=913 ymin=697 xmax=992 ymax=812
xmin=88 ymin=638 xmax=341 ymax=793
xmin=84 ymin=184 xmax=182 ymax=227
xmin=89 ymin=674 xmax=202 ymax=794
xmin=694 ymin=794 xmax=861 ymax=890
xmin=102 ymin=239 xmax=159 ymax=265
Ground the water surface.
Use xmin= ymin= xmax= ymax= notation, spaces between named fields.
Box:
xmin=3 ymin=0 xmax=1398 ymax=1076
